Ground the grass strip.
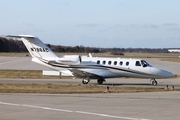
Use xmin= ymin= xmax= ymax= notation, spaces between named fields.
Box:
xmin=0 ymin=70 xmax=71 ymax=79
xmin=0 ymin=83 xmax=179 ymax=94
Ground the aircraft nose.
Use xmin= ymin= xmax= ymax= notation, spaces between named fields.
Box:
xmin=156 ymin=68 xmax=173 ymax=78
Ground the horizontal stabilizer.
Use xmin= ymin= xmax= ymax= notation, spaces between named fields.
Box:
xmin=6 ymin=35 xmax=36 ymax=39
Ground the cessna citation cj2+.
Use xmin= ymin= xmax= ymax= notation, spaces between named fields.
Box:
xmin=5 ymin=35 xmax=173 ymax=86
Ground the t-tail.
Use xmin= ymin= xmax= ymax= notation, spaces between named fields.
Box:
xmin=6 ymin=35 xmax=58 ymax=60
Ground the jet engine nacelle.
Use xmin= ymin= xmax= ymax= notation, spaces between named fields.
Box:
xmin=55 ymin=55 xmax=81 ymax=65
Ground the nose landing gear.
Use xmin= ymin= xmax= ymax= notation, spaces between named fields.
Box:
xmin=82 ymin=77 xmax=90 ymax=84
xmin=151 ymin=78 xmax=157 ymax=86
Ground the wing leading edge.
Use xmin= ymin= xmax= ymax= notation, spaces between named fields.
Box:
xmin=6 ymin=35 xmax=36 ymax=39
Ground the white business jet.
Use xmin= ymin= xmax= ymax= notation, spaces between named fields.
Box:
xmin=6 ymin=35 xmax=173 ymax=85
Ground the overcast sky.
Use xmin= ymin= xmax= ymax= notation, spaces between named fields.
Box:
xmin=0 ymin=0 xmax=180 ymax=48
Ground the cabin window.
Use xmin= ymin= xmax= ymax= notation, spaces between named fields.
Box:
xmin=126 ymin=62 xmax=129 ymax=66
xmin=103 ymin=61 xmax=106 ymax=65
xmin=120 ymin=61 xmax=123 ymax=65
xmin=114 ymin=61 xmax=117 ymax=65
xmin=135 ymin=61 xmax=141 ymax=66
xmin=43 ymin=48 xmax=46 ymax=52
xmin=31 ymin=48 xmax=34 ymax=51
xmin=97 ymin=60 xmax=100 ymax=64
xmin=108 ymin=61 xmax=111 ymax=65
xmin=37 ymin=48 xmax=39 ymax=52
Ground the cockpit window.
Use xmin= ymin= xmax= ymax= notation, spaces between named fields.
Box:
xmin=141 ymin=60 xmax=150 ymax=67
xmin=135 ymin=61 xmax=141 ymax=66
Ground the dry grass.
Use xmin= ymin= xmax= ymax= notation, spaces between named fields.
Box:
xmin=0 ymin=70 xmax=71 ymax=79
xmin=0 ymin=83 xmax=178 ymax=94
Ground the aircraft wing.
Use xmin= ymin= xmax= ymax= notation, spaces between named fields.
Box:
xmin=70 ymin=69 xmax=102 ymax=79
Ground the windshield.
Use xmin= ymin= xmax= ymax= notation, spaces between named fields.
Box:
xmin=141 ymin=60 xmax=151 ymax=67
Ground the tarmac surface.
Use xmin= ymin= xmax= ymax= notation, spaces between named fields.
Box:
xmin=1 ymin=92 xmax=180 ymax=120
xmin=0 ymin=56 xmax=180 ymax=120
xmin=0 ymin=56 xmax=50 ymax=70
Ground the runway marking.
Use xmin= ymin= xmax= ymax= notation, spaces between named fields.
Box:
xmin=0 ymin=101 xmax=150 ymax=120
xmin=76 ymin=111 xmax=150 ymax=120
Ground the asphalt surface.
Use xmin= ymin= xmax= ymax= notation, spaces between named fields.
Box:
xmin=0 ymin=56 xmax=180 ymax=120
xmin=0 ymin=56 xmax=50 ymax=70
xmin=1 ymin=92 xmax=180 ymax=120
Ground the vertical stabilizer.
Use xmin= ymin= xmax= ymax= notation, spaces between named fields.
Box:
xmin=6 ymin=35 xmax=58 ymax=59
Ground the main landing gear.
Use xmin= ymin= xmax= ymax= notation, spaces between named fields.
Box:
xmin=151 ymin=78 xmax=157 ymax=86
xmin=97 ymin=78 xmax=105 ymax=84
xmin=82 ymin=77 xmax=105 ymax=84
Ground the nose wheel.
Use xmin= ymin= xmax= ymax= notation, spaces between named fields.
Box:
xmin=151 ymin=79 xmax=157 ymax=86
xmin=82 ymin=77 xmax=90 ymax=84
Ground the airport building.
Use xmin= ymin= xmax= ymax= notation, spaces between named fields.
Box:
xmin=168 ymin=49 xmax=180 ymax=53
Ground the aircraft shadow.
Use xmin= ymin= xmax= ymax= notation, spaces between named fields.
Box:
xmin=92 ymin=83 xmax=180 ymax=88
xmin=90 ymin=83 xmax=151 ymax=87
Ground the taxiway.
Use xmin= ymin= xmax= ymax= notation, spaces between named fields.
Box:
xmin=1 ymin=92 xmax=180 ymax=120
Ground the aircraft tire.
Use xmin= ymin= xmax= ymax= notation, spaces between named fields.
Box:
xmin=82 ymin=77 xmax=90 ymax=84
xmin=97 ymin=79 xmax=104 ymax=84
xmin=82 ymin=80 xmax=88 ymax=84
xmin=152 ymin=80 xmax=157 ymax=86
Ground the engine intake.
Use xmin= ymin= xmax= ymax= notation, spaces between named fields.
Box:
xmin=55 ymin=55 xmax=81 ymax=65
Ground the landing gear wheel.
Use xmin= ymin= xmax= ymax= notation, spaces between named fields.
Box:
xmin=82 ymin=77 xmax=90 ymax=84
xmin=97 ymin=79 xmax=105 ymax=84
xmin=82 ymin=80 xmax=88 ymax=84
xmin=151 ymin=79 xmax=157 ymax=86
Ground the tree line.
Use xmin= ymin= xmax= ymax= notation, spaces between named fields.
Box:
xmin=0 ymin=37 xmax=174 ymax=53
xmin=0 ymin=37 xmax=27 ymax=52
